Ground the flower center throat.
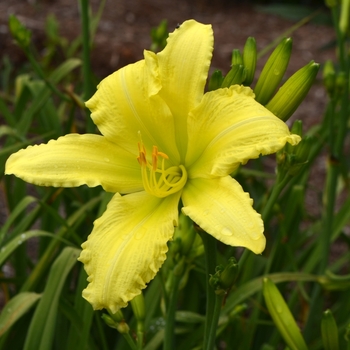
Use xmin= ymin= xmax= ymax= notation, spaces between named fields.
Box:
xmin=137 ymin=141 xmax=187 ymax=198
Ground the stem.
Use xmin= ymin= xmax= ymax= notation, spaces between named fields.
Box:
xmin=261 ymin=172 xmax=292 ymax=223
xmin=163 ymin=270 xmax=182 ymax=350
xmin=79 ymin=0 xmax=95 ymax=132
xmin=198 ymin=230 xmax=217 ymax=348
xmin=24 ymin=48 xmax=71 ymax=102
xmin=122 ymin=333 xmax=138 ymax=350
xmin=205 ymin=293 xmax=225 ymax=350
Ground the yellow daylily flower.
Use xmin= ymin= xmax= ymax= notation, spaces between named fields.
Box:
xmin=5 ymin=19 xmax=300 ymax=313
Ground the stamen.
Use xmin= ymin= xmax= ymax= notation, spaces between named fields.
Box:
xmin=137 ymin=137 xmax=187 ymax=198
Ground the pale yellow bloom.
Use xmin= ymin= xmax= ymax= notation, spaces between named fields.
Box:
xmin=5 ymin=20 xmax=300 ymax=313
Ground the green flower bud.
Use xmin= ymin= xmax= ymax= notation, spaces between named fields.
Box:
xmin=209 ymin=257 xmax=239 ymax=295
xmin=231 ymin=49 xmax=243 ymax=66
xmin=208 ymin=70 xmax=224 ymax=91
xmin=242 ymin=37 xmax=257 ymax=85
xmin=324 ymin=0 xmax=338 ymax=7
xmin=262 ymin=278 xmax=308 ymax=350
xmin=339 ymin=0 xmax=350 ymax=36
xmin=335 ymin=71 xmax=347 ymax=96
xmin=221 ymin=65 xmax=246 ymax=88
xmin=284 ymin=119 xmax=303 ymax=155
xmin=150 ymin=19 xmax=168 ymax=52
xmin=265 ymin=60 xmax=319 ymax=121
xmin=219 ymin=257 xmax=239 ymax=290
xmin=102 ymin=312 xmax=130 ymax=333
xmin=321 ymin=309 xmax=339 ymax=350
xmin=254 ymin=38 xmax=293 ymax=105
xmin=323 ymin=60 xmax=336 ymax=96
xmin=9 ymin=14 xmax=31 ymax=49
xmin=278 ymin=121 xmax=313 ymax=176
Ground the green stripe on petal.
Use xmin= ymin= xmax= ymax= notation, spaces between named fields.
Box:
xmin=182 ymin=176 xmax=265 ymax=254
xmin=186 ymin=85 xmax=300 ymax=178
xmin=86 ymin=58 xmax=180 ymax=164
xmin=157 ymin=19 xmax=214 ymax=159
xmin=5 ymin=134 xmax=142 ymax=193
xmin=78 ymin=190 xmax=180 ymax=313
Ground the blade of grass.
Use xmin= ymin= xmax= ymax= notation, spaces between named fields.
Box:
xmin=0 ymin=292 xmax=41 ymax=337
xmin=23 ymin=247 xmax=80 ymax=350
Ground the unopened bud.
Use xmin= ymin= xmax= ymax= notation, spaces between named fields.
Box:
xmin=265 ymin=60 xmax=319 ymax=121
xmin=323 ymin=60 xmax=336 ymax=96
xmin=324 ymin=0 xmax=338 ymax=7
xmin=321 ymin=309 xmax=339 ymax=350
xmin=208 ymin=70 xmax=224 ymax=91
xmin=231 ymin=49 xmax=243 ymax=66
xmin=339 ymin=0 xmax=350 ymax=36
xmin=209 ymin=257 xmax=239 ymax=295
xmin=254 ymin=38 xmax=293 ymax=105
xmin=221 ymin=65 xmax=246 ymax=88
xmin=102 ymin=313 xmax=130 ymax=333
xmin=263 ymin=278 xmax=308 ymax=350
xmin=150 ymin=19 xmax=168 ymax=52
xmin=9 ymin=15 xmax=31 ymax=49
xmin=335 ymin=71 xmax=347 ymax=96
xmin=242 ymin=37 xmax=257 ymax=85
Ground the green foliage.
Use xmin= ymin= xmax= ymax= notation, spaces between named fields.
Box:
xmin=0 ymin=1 xmax=350 ymax=350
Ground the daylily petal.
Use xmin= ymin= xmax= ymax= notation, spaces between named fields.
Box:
xmin=182 ymin=176 xmax=265 ymax=254
xmin=5 ymin=134 xmax=142 ymax=193
xmin=86 ymin=54 xmax=180 ymax=163
xmin=156 ymin=19 xmax=213 ymax=158
xmin=78 ymin=190 xmax=180 ymax=313
xmin=186 ymin=85 xmax=301 ymax=178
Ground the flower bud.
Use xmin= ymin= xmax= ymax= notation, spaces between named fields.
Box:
xmin=263 ymin=278 xmax=308 ymax=350
xmin=324 ymin=0 xmax=338 ymax=7
xmin=102 ymin=312 xmax=130 ymax=333
xmin=209 ymin=257 xmax=239 ymax=295
xmin=335 ymin=71 xmax=347 ymax=96
xmin=9 ymin=15 xmax=31 ymax=49
xmin=208 ymin=70 xmax=224 ymax=91
xmin=221 ymin=65 xmax=246 ymax=88
xmin=242 ymin=37 xmax=257 ymax=85
xmin=321 ymin=309 xmax=339 ymax=350
xmin=265 ymin=60 xmax=319 ymax=121
xmin=150 ymin=20 xmax=168 ymax=52
xmin=254 ymin=38 xmax=293 ymax=105
xmin=277 ymin=120 xmax=312 ymax=176
xmin=339 ymin=0 xmax=350 ymax=36
xmin=231 ymin=49 xmax=243 ymax=66
xmin=323 ymin=60 xmax=336 ymax=96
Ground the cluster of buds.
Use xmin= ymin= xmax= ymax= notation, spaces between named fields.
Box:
xmin=277 ymin=120 xmax=312 ymax=177
xmin=208 ymin=36 xmax=319 ymax=122
xmin=322 ymin=60 xmax=348 ymax=99
xmin=209 ymin=257 xmax=239 ymax=296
